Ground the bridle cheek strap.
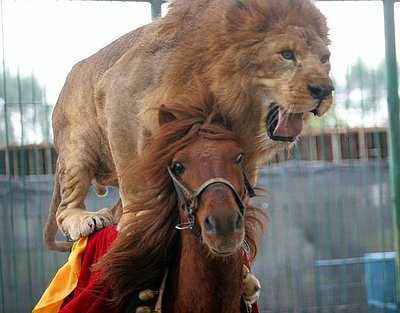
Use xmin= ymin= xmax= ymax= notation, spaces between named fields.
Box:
xmin=167 ymin=167 xmax=255 ymax=230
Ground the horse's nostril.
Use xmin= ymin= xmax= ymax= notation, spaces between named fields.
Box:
xmin=204 ymin=215 xmax=217 ymax=234
xmin=204 ymin=212 xmax=243 ymax=235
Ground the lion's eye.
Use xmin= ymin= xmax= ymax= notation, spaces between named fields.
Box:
xmin=236 ymin=153 xmax=245 ymax=165
xmin=281 ymin=50 xmax=295 ymax=61
xmin=320 ymin=54 xmax=330 ymax=64
xmin=172 ymin=161 xmax=186 ymax=175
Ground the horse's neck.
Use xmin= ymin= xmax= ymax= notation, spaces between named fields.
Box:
xmin=164 ymin=231 xmax=243 ymax=313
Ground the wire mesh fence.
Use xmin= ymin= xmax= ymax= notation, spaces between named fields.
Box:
xmin=0 ymin=1 xmax=399 ymax=313
xmin=253 ymin=159 xmax=392 ymax=313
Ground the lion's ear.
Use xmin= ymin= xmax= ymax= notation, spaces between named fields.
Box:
xmin=158 ymin=106 xmax=177 ymax=126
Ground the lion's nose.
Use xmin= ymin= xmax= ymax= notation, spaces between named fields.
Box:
xmin=308 ymin=83 xmax=334 ymax=100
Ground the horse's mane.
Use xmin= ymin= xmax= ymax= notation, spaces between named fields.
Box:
xmin=94 ymin=83 xmax=265 ymax=309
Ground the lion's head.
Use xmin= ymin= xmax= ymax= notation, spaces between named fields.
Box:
xmin=252 ymin=25 xmax=333 ymax=142
xmin=219 ymin=0 xmax=334 ymax=143
xmin=146 ymin=0 xmax=333 ymax=164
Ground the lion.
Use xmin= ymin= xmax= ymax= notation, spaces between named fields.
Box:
xmin=43 ymin=0 xmax=333 ymax=307
xmin=44 ymin=0 xmax=333 ymax=248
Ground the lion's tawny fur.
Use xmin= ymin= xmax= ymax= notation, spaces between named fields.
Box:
xmin=45 ymin=0 xmax=333 ymax=250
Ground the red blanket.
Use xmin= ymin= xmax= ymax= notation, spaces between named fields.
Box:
xmin=59 ymin=226 xmax=118 ymax=313
xmin=60 ymin=226 xmax=259 ymax=313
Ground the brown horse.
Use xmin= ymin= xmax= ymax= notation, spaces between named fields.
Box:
xmin=95 ymin=87 xmax=265 ymax=313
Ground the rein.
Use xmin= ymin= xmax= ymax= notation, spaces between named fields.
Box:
xmin=167 ymin=166 xmax=256 ymax=230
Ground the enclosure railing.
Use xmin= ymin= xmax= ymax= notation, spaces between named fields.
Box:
xmin=0 ymin=127 xmax=390 ymax=176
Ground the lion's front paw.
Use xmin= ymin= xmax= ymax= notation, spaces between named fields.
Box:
xmin=242 ymin=265 xmax=261 ymax=305
xmin=59 ymin=208 xmax=114 ymax=240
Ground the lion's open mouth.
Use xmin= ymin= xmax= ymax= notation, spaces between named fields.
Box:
xmin=266 ymin=105 xmax=303 ymax=142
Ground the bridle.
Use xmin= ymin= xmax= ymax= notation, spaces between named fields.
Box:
xmin=123 ymin=167 xmax=256 ymax=313
xmin=123 ymin=166 xmax=255 ymax=313
xmin=167 ymin=166 xmax=256 ymax=230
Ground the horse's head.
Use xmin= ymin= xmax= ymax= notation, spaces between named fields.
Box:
xmin=168 ymin=134 xmax=255 ymax=256
xmin=94 ymin=87 xmax=264 ymax=310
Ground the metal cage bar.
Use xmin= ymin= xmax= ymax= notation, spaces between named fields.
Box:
xmin=382 ymin=0 xmax=400 ymax=304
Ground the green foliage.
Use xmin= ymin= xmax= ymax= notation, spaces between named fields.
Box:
xmin=342 ymin=58 xmax=386 ymax=115
xmin=0 ymin=68 xmax=44 ymax=104
xmin=0 ymin=69 xmax=51 ymax=145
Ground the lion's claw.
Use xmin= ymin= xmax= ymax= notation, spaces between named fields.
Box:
xmin=60 ymin=208 xmax=114 ymax=241
xmin=87 ymin=219 xmax=95 ymax=229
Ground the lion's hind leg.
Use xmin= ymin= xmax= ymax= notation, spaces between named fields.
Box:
xmin=55 ymin=155 xmax=114 ymax=241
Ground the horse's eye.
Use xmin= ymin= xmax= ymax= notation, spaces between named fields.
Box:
xmin=320 ymin=54 xmax=330 ymax=64
xmin=281 ymin=50 xmax=295 ymax=61
xmin=172 ymin=161 xmax=186 ymax=175
xmin=236 ymin=153 xmax=245 ymax=165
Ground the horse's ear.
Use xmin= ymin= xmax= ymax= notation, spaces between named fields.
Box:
xmin=158 ymin=106 xmax=177 ymax=126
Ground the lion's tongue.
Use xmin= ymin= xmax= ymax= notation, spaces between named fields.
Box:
xmin=273 ymin=110 xmax=303 ymax=138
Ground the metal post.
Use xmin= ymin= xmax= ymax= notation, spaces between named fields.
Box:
xmin=151 ymin=0 xmax=162 ymax=20
xmin=383 ymin=0 xmax=400 ymax=303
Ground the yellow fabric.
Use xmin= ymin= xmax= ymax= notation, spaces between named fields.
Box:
xmin=32 ymin=237 xmax=88 ymax=313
